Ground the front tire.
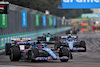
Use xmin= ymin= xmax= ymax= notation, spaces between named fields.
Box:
xmin=54 ymin=41 xmax=61 ymax=50
xmin=59 ymin=47 xmax=69 ymax=62
xmin=28 ymin=48 xmax=39 ymax=62
xmin=10 ymin=47 xmax=21 ymax=61
xmin=5 ymin=43 xmax=11 ymax=55
xmin=80 ymin=41 xmax=86 ymax=52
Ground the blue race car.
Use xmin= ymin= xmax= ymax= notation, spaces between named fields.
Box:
xmin=54 ymin=34 xmax=86 ymax=52
xmin=6 ymin=39 xmax=71 ymax=62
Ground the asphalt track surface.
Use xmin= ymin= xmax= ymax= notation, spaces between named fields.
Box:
xmin=0 ymin=31 xmax=100 ymax=67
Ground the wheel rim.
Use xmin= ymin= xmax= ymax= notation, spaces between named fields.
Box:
xmin=11 ymin=53 xmax=13 ymax=60
xmin=10 ymin=49 xmax=13 ymax=61
xmin=29 ymin=51 xmax=35 ymax=62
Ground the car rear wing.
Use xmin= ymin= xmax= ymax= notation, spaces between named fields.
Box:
xmin=17 ymin=42 xmax=34 ymax=45
xmin=43 ymin=33 xmax=55 ymax=36
xmin=61 ymin=36 xmax=77 ymax=39
xmin=11 ymin=38 xmax=31 ymax=41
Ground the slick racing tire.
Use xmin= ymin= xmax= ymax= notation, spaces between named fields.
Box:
xmin=10 ymin=47 xmax=21 ymax=61
xmin=69 ymin=51 xmax=73 ymax=59
xmin=66 ymin=30 xmax=70 ymax=34
xmin=54 ymin=41 xmax=61 ymax=50
xmin=54 ymin=36 xmax=59 ymax=41
xmin=80 ymin=41 xmax=86 ymax=52
xmin=31 ymin=48 xmax=39 ymax=58
xmin=77 ymin=29 xmax=80 ymax=32
xmin=37 ymin=37 xmax=45 ymax=41
xmin=37 ymin=37 xmax=42 ymax=41
xmin=73 ymin=31 xmax=77 ymax=34
xmin=28 ymin=48 xmax=39 ymax=62
xmin=42 ymin=37 xmax=46 ymax=41
xmin=5 ymin=43 xmax=11 ymax=55
xmin=59 ymin=47 xmax=69 ymax=62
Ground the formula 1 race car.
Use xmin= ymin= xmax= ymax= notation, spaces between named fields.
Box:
xmin=54 ymin=35 xmax=86 ymax=52
xmin=5 ymin=37 xmax=31 ymax=55
xmin=37 ymin=32 xmax=59 ymax=43
xmin=5 ymin=39 xmax=71 ymax=62
xmin=66 ymin=27 xmax=79 ymax=35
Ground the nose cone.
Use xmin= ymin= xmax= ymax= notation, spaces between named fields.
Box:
xmin=46 ymin=37 xmax=50 ymax=42
xmin=68 ymin=42 xmax=73 ymax=50
xmin=43 ymin=48 xmax=57 ymax=59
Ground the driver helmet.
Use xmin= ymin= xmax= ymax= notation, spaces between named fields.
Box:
xmin=20 ymin=36 xmax=23 ymax=40
xmin=47 ymin=31 xmax=50 ymax=34
xmin=68 ymin=34 xmax=71 ymax=38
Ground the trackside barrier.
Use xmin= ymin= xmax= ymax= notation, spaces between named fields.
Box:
xmin=0 ymin=27 xmax=71 ymax=50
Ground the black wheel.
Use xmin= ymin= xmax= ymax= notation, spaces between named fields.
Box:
xmin=77 ymin=29 xmax=80 ymax=32
xmin=31 ymin=48 xmax=39 ymax=57
xmin=59 ymin=47 xmax=69 ymax=62
xmin=69 ymin=51 xmax=73 ymax=59
xmin=54 ymin=41 xmax=61 ymax=50
xmin=73 ymin=31 xmax=77 ymax=34
xmin=54 ymin=36 xmax=59 ymax=41
xmin=28 ymin=48 xmax=39 ymax=62
xmin=10 ymin=47 xmax=21 ymax=61
xmin=80 ymin=41 xmax=86 ymax=52
xmin=37 ymin=37 xmax=45 ymax=41
xmin=5 ymin=43 xmax=11 ymax=55
xmin=42 ymin=37 xmax=46 ymax=41
xmin=37 ymin=37 xmax=42 ymax=41
xmin=66 ymin=30 xmax=70 ymax=34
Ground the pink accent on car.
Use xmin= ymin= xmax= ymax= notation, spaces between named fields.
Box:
xmin=68 ymin=47 xmax=85 ymax=50
xmin=57 ymin=56 xmax=60 ymax=59
xmin=67 ymin=48 xmax=70 ymax=50
xmin=82 ymin=48 xmax=85 ymax=50
xmin=48 ymin=56 xmax=53 ymax=60
xmin=35 ymin=57 xmax=39 ymax=60
xmin=73 ymin=47 xmax=75 ymax=50
xmin=61 ymin=36 xmax=63 ymax=38
xmin=35 ymin=56 xmax=68 ymax=60
xmin=24 ymin=49 xmax=29 ymax=58
xmin=73 ymin=47 xmax=85 ymax=50
xmin=57 ymin=48 xmax=60 ymax=50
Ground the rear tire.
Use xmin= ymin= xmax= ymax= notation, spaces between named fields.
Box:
xmin=73 ymin=31 xmax=77 ymax=34
xmin=10 ymin=47 xmax=21 ymax=61
xmin=54 ymin=41 xmax=61 ymax=50
xmin=80 ymin=41 xmax=86 ymax=52
xmin=54 ymin=36 xmax=60 ymax=41
xmin=66 ymin=30 xmax=70 ymax=34
xmin=5 ymin=43 xmax=11 ymax=55
xmin=37 ymin=37 xmax=42 ymax=41
xmin=59 ymin=47 xmax=69 ymax=62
